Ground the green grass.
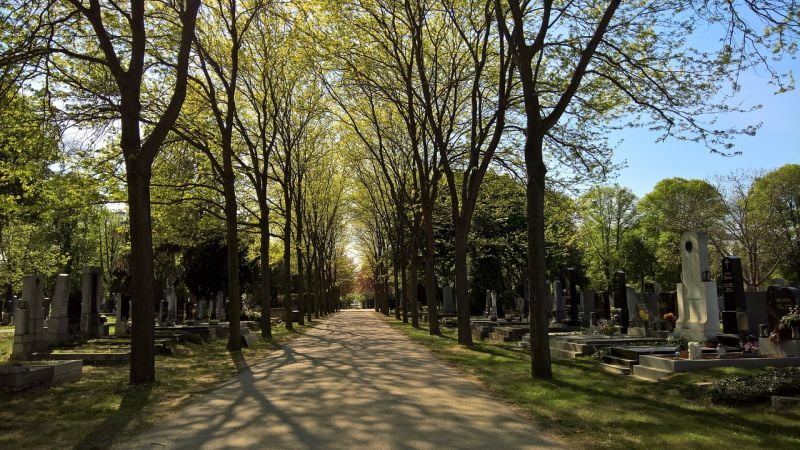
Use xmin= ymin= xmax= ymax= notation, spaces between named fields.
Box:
xmin=0 ymin=321 xmax=317 ymax=448
xmin=389 ymin=318 xmax=800 ymax=449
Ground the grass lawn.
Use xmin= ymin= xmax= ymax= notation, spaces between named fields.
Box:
xmin=0 ymin=321 xmax=318 ymax=448
xmin=389 ymin=318 xmax=800 ymax=449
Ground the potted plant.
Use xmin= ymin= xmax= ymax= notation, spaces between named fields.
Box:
xmin=781 ymin=307 xmax=800 ymax=340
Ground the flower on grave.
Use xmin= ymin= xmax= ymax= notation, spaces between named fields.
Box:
xmin=743 ymin=339 xmax=760 ymax=354
xmin=639 ymin=308 xmax=650 ymax=323
xmin=663 ymin=312 xmax=676 ymax=323
xmin=780 ymin=306 xmax=800 ymax=328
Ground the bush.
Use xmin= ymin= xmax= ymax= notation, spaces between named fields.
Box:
xmin=709 ymin=367 xmax=800 ymax=405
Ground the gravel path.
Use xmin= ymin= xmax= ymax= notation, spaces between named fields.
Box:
xmin=121 ymin=310 xmax=560 ymax=449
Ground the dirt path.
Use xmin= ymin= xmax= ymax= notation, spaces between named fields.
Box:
xmin=121 ymin=310 xmax=560 ymax=449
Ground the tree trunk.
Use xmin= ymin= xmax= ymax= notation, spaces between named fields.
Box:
xmin=393 ymin=260 xmax=400 ymax=320
xmin=127 ymin=159 xmax=156 ymax=384
xmin=409 ymin=242 xmax=419 ymax=328
xmin=283 ymin=207 xmax=293 ymax=330
xmin=259 ymin=205 xmax=272 ymax=340
xmin=527 ymin=134 xmax=552 ymax=379
xmin=401 ymin=262 xmax=409 ymax=323
xmin=223 ymin=160 xmax=242 ymax=351
xmin=454 ymin=225 xmax=472 ymax=345
xmin=422 ymin=204 xmax=439 ymax=335
xmin=296 ymin=247 xmax=305 ymax=326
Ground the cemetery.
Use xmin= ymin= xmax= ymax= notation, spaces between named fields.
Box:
xmin=0 ymin=0 xmax=799 ymax=447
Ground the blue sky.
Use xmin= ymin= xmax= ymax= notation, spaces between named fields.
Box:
xmin=610 ymin=26 xmax=799 ymax=197
xmin=611 ymin=71 xmax=799 ymax=197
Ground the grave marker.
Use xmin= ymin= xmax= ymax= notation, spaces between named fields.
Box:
xmin=721 ymin=256 xmax=747 ymax=334
xmin=12 ymin=275 xmax=48 ymax=359
xmin=674 ymin=232 xmax=719 ymax=340
xmin=80 ymin=266 xmax=104 ymax=340
xmin=766 ymin=286 xmax=800 ymax=332
xmin=47 ymin=274 xmax=71 ymax=345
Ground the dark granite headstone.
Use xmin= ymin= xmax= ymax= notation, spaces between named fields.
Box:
xmin=565 ymin=268 xmax=579 ymax=326
xmin=612 ymin=271 xmax=628 ymax=333
xmin=744 ymin=291 xmax=768 ymax=336
xmin=721 ymin=256 xmax=747 ymax=333
xmin=766 ymin=286 xmax=800 ymax=331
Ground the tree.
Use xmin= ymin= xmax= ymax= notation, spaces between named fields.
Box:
xmin=717 ymin=170 xmax=790 ymax=288
xmin=577 ymin=185 xmax=638 ymax=288
xmin=638 ymin=177 xmax=725 ymax=286
xmin=496 ymin=0 xmax=798 ymax=379
xmin=2 ymin=0 xmax=202 ymax=383
xmin=752 ymin=164 xmax=800 ymax=283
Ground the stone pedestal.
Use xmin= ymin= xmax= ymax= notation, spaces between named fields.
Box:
xmin=674 ymin=232 xmax=720 ymax=340
xmin=47 ymin=274 xmax=71 ymax=345
xmin=12 ymin=275 xmax=48 ymax=359
xmin=80 ymin=266 xmax=104 ymax=340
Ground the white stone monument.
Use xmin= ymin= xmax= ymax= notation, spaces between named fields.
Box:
xmin=12 ymin=275 xmax=48 ymax=359
xmin=47 ymin=274 xmax=71 ymax=345
xmin=675 ymin=232 xmax=720 ymax=340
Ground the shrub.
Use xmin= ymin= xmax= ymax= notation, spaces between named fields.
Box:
xmin=709 ymin=367 xmax=800 ymax=404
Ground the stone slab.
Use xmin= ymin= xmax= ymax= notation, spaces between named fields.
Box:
xmin=772 ymin=396 xmax=800 ymax=410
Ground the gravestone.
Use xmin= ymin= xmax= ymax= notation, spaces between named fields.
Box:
xmin=47 ymin=274 xmax=71 ymax=345
xmin=198 ymin=299 xmax=207 ymax=322
xmin=12 ymin=275 xmax=48 ymax=359
xmin=612 ymin=271 xmax=629 ymax=333
xmin=216 ymin=291 xmax=226 ymax=321
xmin=442 ymin=286 xmax=455 ymax=314
xmin=115 ymin=293 xmax=129 ymax=336
xmin=744 ymin=291 xmax=768 ymax=336
xmin=552 ymin=281 xmax=565 ymax=323
xmin=1 ymin=285 xmax=12 ymax=325
xmin=626 ymin=287 xmax=644 ymax=325
xmin=721 ymin=256 xmax=747 ymax=334
xmin=657 ymin=291 xmax=677 ymax=322
xmin=766 ymin=286 xmax=800 ymax=332
xmin=166 ymin=287 xmax=177 ymax=325
xmin=565 ymin=268 xmax=580 ymax=326
xmin=674 ymin=231 xmax=719 ymax=340
xmin=594 ymin=291 xmax=609 ymax=320
xmin=80 ymin=266 xmax=104 ymax=340
xmin=580 ymin=288 xmax=594 ymax=327
xmin=489 ymin=290 xmax=498 ymax=319
xmin=176 ymin=296 xmax=185 ymax=323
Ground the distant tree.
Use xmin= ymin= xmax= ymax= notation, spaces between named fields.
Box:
xmin=752 ymin=164 xmax=800 ymax=283
xmin=717 ymin=170 xmax=787 ymax=288
xmin=638 ymin=177 xmax=725 ymax=286
xmin=577 ymin=185 xmax=638 ymax=287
